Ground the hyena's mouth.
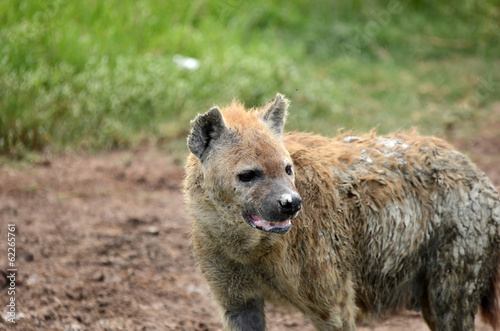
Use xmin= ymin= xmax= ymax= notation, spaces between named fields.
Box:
xmin=244 ymin=214 xmax=292 ymax=235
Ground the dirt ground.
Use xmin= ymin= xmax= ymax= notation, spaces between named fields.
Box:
xmin=1 ymin=115 xmax=499 ymax=330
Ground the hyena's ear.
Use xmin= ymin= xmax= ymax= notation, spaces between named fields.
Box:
xmin=260 ymin=93 xmax=290 ymax=137
xmin=187 ymin=107 xmax=227 ymax=162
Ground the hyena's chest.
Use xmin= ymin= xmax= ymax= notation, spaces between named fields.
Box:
xmin=255 ymin=243 xmax=345 ymax=312
xmin=257 ymin=268 xmax=327 ymax=318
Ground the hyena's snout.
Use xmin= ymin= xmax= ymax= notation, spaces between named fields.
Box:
xmin=244 ymin=185 xmax=302 ymax=235
xmin=263 ymin=180 xmax=302 ymax=222
xmin=278 ymin=193 xmax=302 ymax=216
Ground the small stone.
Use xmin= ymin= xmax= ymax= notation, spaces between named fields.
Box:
xmin=145 ymin=226 xmax=160 ymax=236
xmin=90 ymin=272 xmax=105 ymax=282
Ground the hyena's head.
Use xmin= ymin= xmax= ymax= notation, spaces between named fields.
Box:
xmin=187 ymin=94 xmax=301 ymax=235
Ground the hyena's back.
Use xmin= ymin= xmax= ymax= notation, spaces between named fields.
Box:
xmin=285 ymin=130 xmax=500 ymax=327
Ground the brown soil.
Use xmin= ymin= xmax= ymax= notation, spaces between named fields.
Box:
xmin=1 ymin=118 xmax=499 ymax=330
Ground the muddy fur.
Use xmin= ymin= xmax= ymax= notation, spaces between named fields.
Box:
xmin=184 ymin=94 xmax=500 ymax=330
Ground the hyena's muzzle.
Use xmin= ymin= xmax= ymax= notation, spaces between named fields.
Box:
xmin=243 ymin=179 xmax=302 ymax=235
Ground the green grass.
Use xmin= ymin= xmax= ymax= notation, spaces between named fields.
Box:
xmin=1 ymin=0 xmax=499 ymax=159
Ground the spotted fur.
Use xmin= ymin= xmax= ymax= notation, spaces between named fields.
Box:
xmin=184 ymin=94 xmax=500 ymax=330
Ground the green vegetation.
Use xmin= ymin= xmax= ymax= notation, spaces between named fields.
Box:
xmin=1 ymin=0 xmax=499 ymax=159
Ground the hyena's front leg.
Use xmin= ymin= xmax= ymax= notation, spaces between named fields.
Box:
xmin=199 ymin=257 xmax=265 ymax=331
xmin=224 ymin=298 xmax=265 ymax=331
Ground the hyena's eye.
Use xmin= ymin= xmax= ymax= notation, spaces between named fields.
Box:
xmin=285 ymin=164 xmax=293 ymax=176
xmin=238 ymin=170 xmax=258 ymax=182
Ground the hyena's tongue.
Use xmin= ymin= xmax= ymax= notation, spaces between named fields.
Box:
xmin=248 ymin=215 xmax=291 ymax=232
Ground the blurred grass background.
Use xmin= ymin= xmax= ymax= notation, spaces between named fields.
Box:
xmin=1 ymin=0 xmax=499 ymax=161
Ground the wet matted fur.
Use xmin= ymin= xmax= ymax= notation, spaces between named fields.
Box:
xmin=184 ymin=94 xmax=500 ymax=330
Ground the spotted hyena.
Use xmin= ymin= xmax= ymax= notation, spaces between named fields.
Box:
xmin=184 ymin=94 xmax=500 ymax=330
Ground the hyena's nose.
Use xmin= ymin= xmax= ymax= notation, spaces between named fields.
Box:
xmin=278 ymin=193 xmax=302 ymax=215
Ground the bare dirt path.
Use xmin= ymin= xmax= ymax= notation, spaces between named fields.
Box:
xmin=0 ymin=116 xmax=499 ymax=330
